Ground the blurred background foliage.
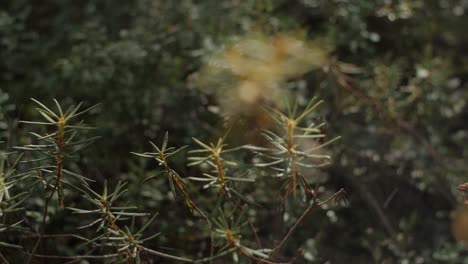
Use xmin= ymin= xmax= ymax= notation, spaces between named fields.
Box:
xmin=1 ymin=0 xmax=468 ymax=262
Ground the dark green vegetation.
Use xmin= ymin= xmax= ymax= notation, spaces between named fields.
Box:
xmin=1 ymin=0 xmax=468 ymax=263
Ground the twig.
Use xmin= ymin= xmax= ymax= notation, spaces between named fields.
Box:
xmin=22 ymin=232 xmax=195 ymax=263
xmin=24 ymin=233 xmax=92 ymax=241
xmin=0 ymin=252 xmax=10 ymax=264
xmin=26 ymin=173 xmax=61 ymax=264
xmin=162 ymin=157 xmax=214 ymax=263
xmin=27 ymin=121 xmax=66 ymax=264
xmin=194 ymin=249 xmax=232 ymax=263
xmin=188 ymin=198 xmax=214 ymax=263
xmin=22 ymin=232 xmax=114 ymax=249
xmin=140 ymin=246 xmax=194 ymax=262
xmin=337 ymin=168 xmax=397 ymax=238
xmin=26 ymin=253 xmax=119 ymax=260
xmin=237 ymin=246 xmax=289 ymax=264
xmin=272 ymin=202 xmax=314 ymax=258
xmin=271 ymin=189 xmax=346 ymax=258
xmin=63 ymin=248 xmax=98 ymax=264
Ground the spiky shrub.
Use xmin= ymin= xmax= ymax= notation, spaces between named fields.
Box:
xmin=0 ymin=97 xmax=345 ymax=263
xmin=244 ymin=98 xmax=341 ymax=201
xmin=0 ymin=153 xmax=30 ymax=250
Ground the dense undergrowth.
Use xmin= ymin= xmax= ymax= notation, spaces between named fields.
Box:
xmin=2 ymin=0 xmax=468 ymax=263
xmin=1 ymin=96 xmax=347 ymax=263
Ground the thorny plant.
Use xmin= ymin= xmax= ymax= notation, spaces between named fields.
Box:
xmin=244 ymin=97 xmax=341 ymax=201
xmin=0 ymin=97 xmax=346 ymax=263
xmin=68 ymin=180 xmax=192 ymax=264
xmin=132 ymin=133 xmax=214 ymax=259
xmin=132 ymin=133 xmax=195 ymax=212
xmin=187 ymin=135 xmax=268 ymax=262
xmin=187 ymin=136 xmax=255 ymax=203
xmin=18 ymin=99 xmax=100 ymax=206
xmin=69 ymin=180 xmax=153 ymax=262
xmin=195 ymin=207 xmax=274 ymax=264
xmin=0 ymin=153 xmax=30 ymax=252
xmin=0 ymin=154 xmax=29 ymax=213
xmin=17 ymin=99 xmax=100 ymax=263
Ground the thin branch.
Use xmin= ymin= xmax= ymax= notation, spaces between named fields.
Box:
xmin=24 ymin=233 xmax=91 ymax=241
xmin=194 ymin=249 xmax=232 ymax=263
xmin=26 ymin=172 xmax=61 ymax=264
xmin=140 ymin=246 xmax=194 ymax=263
xmin=0 ymin=252 xmax=10 ymax=264
xmin=271 ymin=189 xmax=346 ymax=259
xmin=22 ymin=233 xmax=195 ymax=263
xmin=63 ymin=249 xmax=98 ymax=264
xmin=271 ymin=201 xmax=315 ymax=259
xmin=237 ymin=246 xmax=289 ymax=264
xmin=161 ymin=155 xmax=214 ymax=262
xmin=317 ymin=188 xmax=346 ymax=207
xmin=26 ymin=253 xmax=119 ymax=260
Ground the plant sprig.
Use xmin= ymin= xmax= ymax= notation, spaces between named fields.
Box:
xmin=244 ymin=97 xmax=340 ymax=201
xmin=19 ymin=98 xmax=100 ymax=264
